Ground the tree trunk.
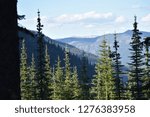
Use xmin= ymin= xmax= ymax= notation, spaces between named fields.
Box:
xmin=0 ymin=0 xmax=20 ymax=99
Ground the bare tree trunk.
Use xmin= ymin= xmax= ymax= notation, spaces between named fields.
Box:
xmin=0 ymin=0 xmax=20 ymax=99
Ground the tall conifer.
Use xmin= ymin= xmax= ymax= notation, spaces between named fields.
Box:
xmin=20 ymin=39 xmax=31 ymax=99
xmin=29 ymin=54 xmax=37 ymax=99
xmin=80 ymin=53 xmax=90 ymax=99
xmin=36 ymin=10 xmax=47 ymax=99
xmin=72 ymin=67 xmax=81 ymax=99
xmin=128 ymin=16 xmax=144 ymax=99
xmin=112 ymin=33 xmax=125 ymax=99
xmin=52 ymin=57 xmax=64 ymax=99
xmin=91 ymin=39 xmax=115 ymax=100
xmin=64 ymin=49 xmax=73 ymax=99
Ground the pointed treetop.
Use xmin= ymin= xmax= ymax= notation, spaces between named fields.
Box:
xmin=134 ymin=15 xmax=137 ymax=23
xmin=37 ymin=9 xmax=40 ymax=19
xmin=37 ymin=9 xmax=43 ymax=33
xmin=133 ymin=15 xmax=138 ymax=30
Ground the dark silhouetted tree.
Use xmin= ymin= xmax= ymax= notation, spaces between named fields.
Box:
xmin=112 ymin=33 xmax=125 ymax=99
xmin=80 ymin=53 xmax=90 ymax=100
xmin=0 ymin=0 xmax=20 ymax=99
xmin=128 ymin=16 xmax=144 ymax=99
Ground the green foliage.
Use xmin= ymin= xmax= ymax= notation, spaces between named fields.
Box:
xmin=112 ymin=33 xmax=125 ymax=99
xmin=51 ymin=57 xmax=64 ymax=100
xmin=20 ymin=39 xmax=32 ymax=99
xmin=28 ymin=54 xmax=37 ymax=99
xmin=80 ymin=53 xmax=90 ymax=100
xmin=64 ymin=49 xmax=73 ymax=99
xmin=128 ymin=16 xmax=144 ymax=99
xmin=91 ymin=39 xmax=115 ymax=100
xmin=143 ymin=39 xmax=150 ymax=99
xmin=72 ymin=67 xmax=82 ymax=99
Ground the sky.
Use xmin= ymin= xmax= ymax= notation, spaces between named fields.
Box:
xmin=18 ymin=0 xmax=150 ymax=39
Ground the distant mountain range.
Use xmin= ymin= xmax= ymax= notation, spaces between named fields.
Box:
xmin=57 ymin=30 xmax=150 ymax=65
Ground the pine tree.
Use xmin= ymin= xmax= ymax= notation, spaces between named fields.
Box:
xmin=29 ymin=54 xmax=37 ymax=99
xmin=112 ymin=33 xmax=125 ymax=99
xmin=91 ymin=39 xmax=115 ymax=100
xmin=128 ymin=16 xmax=144 ymax=99
xmin=36 ymin=10 xmax=48 ymax=99
xmin=80 ymin=53 xmax=90 ymax=100
xmin=52 ymin=57 xmax=64 ymax=100
xmin=20 ymin=39 xmax=31 ymax=99
xmin=72 ymin=67 xmax=81 ymax=99
xmin=64 ymin=49 xmax=73 ymax=99
xmin=44 ymin=45 xmax=53 ymax=99
xmin=143 ymin=37 xmax=150 ymax=99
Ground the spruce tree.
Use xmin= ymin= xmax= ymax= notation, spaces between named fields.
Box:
xmin=112 ymin=33 xmax=125 ymax=99
xmin=20 ymin=39 xmax=31 ymax=99
xmin=128 ymin=16 xmax=144 ymax=99
xmin=143 ymin=37 xmax=150 ymax=99
xmin=44 ymin=45 xmax=52 ymax=99
xmin=72 ymin=67 xmax=81 ymax=99
xmin=52 ymin=57 xmax=64 ymax=100
xmin=64 ymin=49 xmax=73 ymax=99
xmin=36 ymin=10 xmax=47 ymax=99
xmin=91 ymin=39 xmax=115 ymax=100
xmin=80 ymin=53 xmax=90 ymax=99
xmin=29 ymin=54 xmax=37 ymax=99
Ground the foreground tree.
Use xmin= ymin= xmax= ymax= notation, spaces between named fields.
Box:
xmin=64 ymin=49 xmax=73 ymax=99
xmin=29 ymin=54 xmax=37 ymax=99
xmin=72 ymin=67 xmax=81 ymax=99
xmin=112 ymin=33 xmax=125 ymax=99
xmin=128 ymin=16 xmax=144 ymax=99
xmin=80 ymin=53 xmax=90 ymax=100
xmin=0 ymin=0 xmax=20 ymax=99
xmin=91 ymin=39 xmax=115 ymax=100
xmin=143 ymin=37 xmax=150 ymax=99
xmin=20 ymin=39 xmax=31 ymax=99
xmin=44 ymin=45 xmax=52 ymax=99
xmin=36 ymin=10 xmax=48 ymax=99
xmin=52 ymin=57 xmax=64 ymax=100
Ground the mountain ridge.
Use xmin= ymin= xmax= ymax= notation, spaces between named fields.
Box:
xmin=57 ymin=30 xmax=150 ymax=65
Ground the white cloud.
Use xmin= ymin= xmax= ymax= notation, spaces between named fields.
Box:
xmin=141 ymin=14 xmax=150 ymax=22
xmin=115 ymin=16 xmax=126 ymax=23
xmin=54 ymin=11 xmax=113 ymax=23
xmin=85 ymin=24 xmax=95 ymax=28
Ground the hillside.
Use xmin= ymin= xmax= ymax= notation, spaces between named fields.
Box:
xmin=18 ymin=27 xmax=96 ymax=79
xmin=57 ymin=30 xmax=150 ymax=65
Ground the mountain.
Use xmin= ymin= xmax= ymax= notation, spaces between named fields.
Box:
xmin=57 ymin=30 xmax=150 ymax=65
xmin=18 ymin=27 xmax=96 ymax=78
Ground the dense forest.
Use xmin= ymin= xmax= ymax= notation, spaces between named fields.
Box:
xmin=0 ymin=0 xmax=149 ymax=100
xmin=20 ymin=11 xmax=150 ymax=100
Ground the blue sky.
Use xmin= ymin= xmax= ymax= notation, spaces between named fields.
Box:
xmin=18 ymin=0 xmax=150 ymax=38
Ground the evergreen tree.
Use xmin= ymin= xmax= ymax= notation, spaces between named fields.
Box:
xmin=64 ymin=49 xmax=73 ymax=99
xmin=44 ymin=45 xmax=53 ymax=99
xmin=112 ymin=33 xmax=125 ymax=99
xmin=29 ymin=54 xmax=37 ymax=99
xmin=80 ymin=53 xmax=90 ymax=100
xmin=128 ymin=16 xmax=144 ymax=99
xmin=91 ymin=39 xmax=115 ymax=100
xmin=72 ymin=67 xmax=81 ymax=99
xmin=20 ymin=39 xmax=31 ymax=99
xmin=143 ymin=37 xmax=150 ymax=99
xmin=36 ymin=10 xmax=47 ymax=99
xmin=52 ymin=57 xmax=64 ymax=100
xmin=125 ymin=74 xmax=133 ymax=100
